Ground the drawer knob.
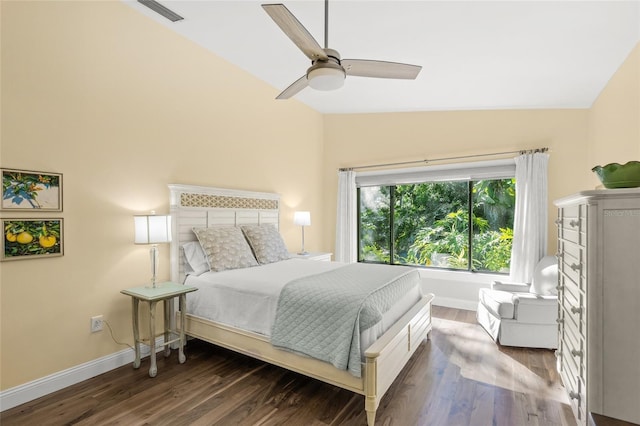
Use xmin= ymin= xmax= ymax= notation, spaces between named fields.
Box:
xmin=556 ymin=318 xmax=564 ymax=324
xmin=569 ymin=219 xmax=580 ymax=227
xmin=555 ymin=252 xmax=563 ymax=259
xmin=555 ymin=350 xmax=562 ymax=357
xmin=569 ymin=391 xmax=580 ymax=401
xmin=555 ymin=219 xmax=562 ymax=225
xmin=556 ymin=284 xmax=564 ymax=290
xmin=571 ymin=349 xmax=583 ymax=358
xmin=570 ymin=306 xmax=583 ymax=314
xmin=570 ymin=263 xmax=582 ymax=272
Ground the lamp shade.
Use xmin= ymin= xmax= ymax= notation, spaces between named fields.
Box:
xmin=293 ymin=211 xmax=311 ymax=227
xmin=134 ymin=215 xmax=172 ymax=244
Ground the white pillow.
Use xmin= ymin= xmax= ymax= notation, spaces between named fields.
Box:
xmin=181 ymin=241 xmax=209 ymax=276
xmin=529 ymin=256 xmax=559 ymax=296
xmin=241 ymin=224 xmax=291 ymax=265
xmin=192 ymin=226 xmax=259 ymax=272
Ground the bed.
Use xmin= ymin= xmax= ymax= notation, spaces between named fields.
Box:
xmin=168 ymin=184 xmax=434 ymax=425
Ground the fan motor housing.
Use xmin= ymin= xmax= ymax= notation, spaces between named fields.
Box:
xmin=307 ymin=48 xmax=346 ymax=90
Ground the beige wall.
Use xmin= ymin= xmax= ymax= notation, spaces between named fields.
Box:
xmin=588 ymin=43 xmax=640 ymax=186
xmin=1 ymin=0 xmax=638 ymax=395
xmin=0 ymin=1 xmax=323 ymax=390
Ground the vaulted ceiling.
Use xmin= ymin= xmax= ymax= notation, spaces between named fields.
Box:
xmin=125 ymin=1 xmax=640 ymax=114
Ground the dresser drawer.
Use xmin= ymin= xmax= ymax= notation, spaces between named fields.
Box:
xmin=561 ymin=260 xmax=585 ymax=292
xmin=558 ymin=227 xmax=583 ymax=246
xmin=563 ymin=301 xmax=586 ymax=338
xmin=556 ymin=311 xmax=565 ymax=371
xmin=563 ymin=341 xmax=580 ymax=387
xmin=559 ymin=267 xmax=580 ymax=296
xmin=557 ymin=277 xmax=566 ymax=306
xmin=562 ymin=276 xmax=584 ymax=324
xmin=562 ymin=310 xmax=581 ymax=346
xmin=558 ymin=242 xmax=587 ymax=291
xmin=557 ymin=205 xmax=587 ymax=246
xmin=572 ymin=377 xmax=587 ymax=425
xmin=562 ymin=270 xmax=581 ymax=300
xmin=560 ymin=355 xmax=587 ymax=425
xmin=559 ymin=239 xmax=584 ymax=263
xmin=563 ymin=318 xmax=586 ymax=380
xmin=559 ymin=204 xmax=581 ymax=221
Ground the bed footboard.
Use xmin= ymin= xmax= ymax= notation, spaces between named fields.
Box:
xmin=183 ymin=313 xmax=364 ymax=394
xmin=363 ymin=293 xmax=434 ymax=426
xmin=181 ymin=292 xmax=434 ymax=426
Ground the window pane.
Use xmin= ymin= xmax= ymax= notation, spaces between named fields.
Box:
xmin=471 ymin=179 xmax=515 ymax=273
xmin=359 ymin=186 xmax=390 ymax=263
xmin=357 ymin=178 xmax=515 ymax=274
xmin=403 ymin=182 xmax=469 ymax=270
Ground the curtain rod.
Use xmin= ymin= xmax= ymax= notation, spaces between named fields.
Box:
xmin=338 ymin=147 xmax=549 ymax=172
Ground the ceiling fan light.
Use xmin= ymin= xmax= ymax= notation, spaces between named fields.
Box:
xmin=307 ymin=67 xmax=345 ymax=91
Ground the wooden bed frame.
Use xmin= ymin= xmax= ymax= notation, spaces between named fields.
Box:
xmin=168 ymin=184 xmax=434 ymax=425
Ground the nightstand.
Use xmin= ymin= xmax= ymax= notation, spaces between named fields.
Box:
xmin=289 ymin=252 xmax=332 ymax=261
xmin=120 ymin=282 xmax=197 ymax=377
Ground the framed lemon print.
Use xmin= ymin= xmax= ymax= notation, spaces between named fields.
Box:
xmin=2 ymin=218 xmax=63 ymax=261
xmin=2 ymin=168 xmax=63 ymax=211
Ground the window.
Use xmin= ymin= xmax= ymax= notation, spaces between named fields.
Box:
xmin=356 ymin=160 xmax=516 ymax=273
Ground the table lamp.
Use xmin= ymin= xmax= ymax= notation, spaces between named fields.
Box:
xmin=293 ymin=211 xmax=311 ymax=255
xmin=134 ymin=213 xmax=171 ymax=288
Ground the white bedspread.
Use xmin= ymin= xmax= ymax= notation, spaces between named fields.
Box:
xmin=185 ymin=259 xmax=342 ymax=335
xmin=184 ymin=258 xmax=422 ymax=353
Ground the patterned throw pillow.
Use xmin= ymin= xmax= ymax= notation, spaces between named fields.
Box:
xmin=192 ymin=226 xmax=258 ymax=272
xmin=241 ymin=224 xmax=291 ymax=265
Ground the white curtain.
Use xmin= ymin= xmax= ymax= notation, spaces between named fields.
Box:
xmin=509 ymin=152 xmax=549 ymax=282
xmin=335 ymin=170 xmax=357 ymax=263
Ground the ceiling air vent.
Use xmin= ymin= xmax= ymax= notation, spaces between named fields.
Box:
xmin=137 ymin=0 xmax=183 ymax=22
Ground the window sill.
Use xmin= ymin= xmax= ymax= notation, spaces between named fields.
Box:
xmin=417 ymin=268 xmax=505 ymax=285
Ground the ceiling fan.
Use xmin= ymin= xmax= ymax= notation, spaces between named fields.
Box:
xmin=262 ymin=1 xmax=422 ymax=99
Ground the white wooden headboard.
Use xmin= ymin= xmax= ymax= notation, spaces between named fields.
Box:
xmin=168 ymin=184 xmax=280 ymax=284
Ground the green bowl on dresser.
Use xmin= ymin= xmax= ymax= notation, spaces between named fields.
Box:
xmin=592 ymin=161 xmax=640 ymax=189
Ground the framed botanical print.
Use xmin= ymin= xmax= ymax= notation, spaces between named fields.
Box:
xmin=2 ymin=218 xmax=64 ymax=260
xmin=1 ymin=168 xmax=63 ymax=211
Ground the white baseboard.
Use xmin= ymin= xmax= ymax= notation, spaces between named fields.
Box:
xmin=432 ymin=296 xmax=478 ymax=311
xmin=0 ymin=338 xmax=164 ymax=412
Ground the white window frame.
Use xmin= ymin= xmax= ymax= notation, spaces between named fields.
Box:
xmin=355 ymin=159 xmax=515 ymax=188
xmin=356 ymin=158 xmax=517 ymax=272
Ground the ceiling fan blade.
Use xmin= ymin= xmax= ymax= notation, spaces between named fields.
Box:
xmin=262 ymin=4 xmax=328 ymax=61
xmin=342 ymin=59 xmax=422 ymax=79
xmin=276 ymin=75 xmax=309 ymax=99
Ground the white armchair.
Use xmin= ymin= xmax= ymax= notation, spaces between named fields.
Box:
xmin=477 ymin=256 xmax=558 ymax=349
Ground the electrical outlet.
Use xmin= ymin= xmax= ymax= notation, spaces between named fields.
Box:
xmin=91 ymin=315 xmax=104 ymax=333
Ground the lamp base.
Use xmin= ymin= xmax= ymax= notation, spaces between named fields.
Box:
xmin=145 ymin=280 xmax=162 ymax=289
xmin=146 ymin=245 xmax=160 ymax=289
xmin=297 ymin=251 xmax=309 ymax=256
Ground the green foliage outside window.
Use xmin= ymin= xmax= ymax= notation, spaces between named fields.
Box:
xmin=358 ymin=178 xmax=515 ymax=273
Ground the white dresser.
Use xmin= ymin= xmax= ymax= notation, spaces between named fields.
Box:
xmin=554 ymin=188 xmax=640 ymax=425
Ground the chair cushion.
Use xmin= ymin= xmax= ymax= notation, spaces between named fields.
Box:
xmin=513 ymin=293 xmax=558 ymax=323
xmin=478 ymin=288 xmax=516 ymax=320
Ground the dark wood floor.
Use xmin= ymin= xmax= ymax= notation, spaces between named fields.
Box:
xmin=2 ymin=306 xmax=631 ymax=426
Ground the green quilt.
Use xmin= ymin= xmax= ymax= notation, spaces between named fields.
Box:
xmin=271 ymin=263 xmax=421 ymax=377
